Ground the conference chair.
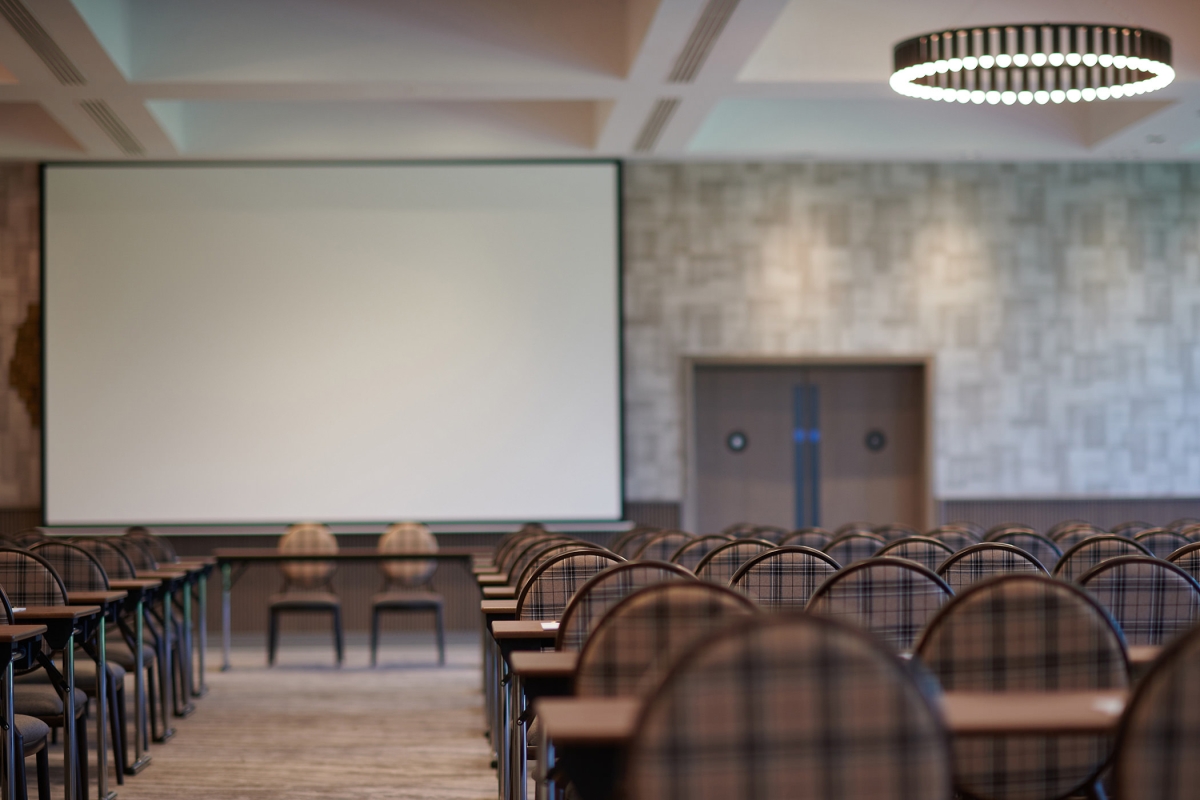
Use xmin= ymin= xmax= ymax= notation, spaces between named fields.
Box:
xmin=504 ymin=538 xmax=582 ymax=590
xmin=0 ymin=585 xmax=53 ymax=800
xmin=925 ymin=524 xmax=981 ymax=552
xmin=874 ymin=523 xmax=921 ymax=542
xmin=806 ymin=558 xmax=954 ymax=652
xmin=874 ymin=536 xmax=955 ymax=571
xmin=515 ymin=551 xmax=624 ymax=623
xmin=628 ymin=530 xmax=691 ymax=561
xmin=729 ymin=545 xmax=840 ymax=611
xmin=268 ymin=523 xmax=343 ymax=667
xmin=1044 ymin=519 xmax=1092 ymax=539
xmin=667 ymin=534 xmax=732 ymax=572
xmin=745 ymin=525 xmax=789 ymax=543
xmin=777 ymin=527 xmax=832 ymax=549
xmin=942 ymin=520 xmax=986 ymax=539
xmin=834 ymin=521 xmax=876 ymax=536
xmin=822 ymin=531 xmax=886 ymax=566
xmin=1110 ymin=520 xmax=1155 ymax=538
xmin=986 ymin=530 xmax=1063 ymax=573
xmin=720 ymin=522 xmax=759 ymax=538
xmin=1133 ymin=528 xmax=1190 ymax=559
xmin=935 ymin=542 xmax=1048 ymax=593
xmin=623 ymin=614 xmax=953 ymax=800
xmin=1180 ymin=522 xmax=1200 ymax=543
xmin=693 ymin=539 xmax=774 ymax=585
xmin=370 ymin=522 xmax=445 ymax=667
xmin=613 ymin=528 xmax=664 ymax=560
xmin=607 ymin=526 xmax=660 ymax=560
xmin=511 ymin=542 xmax=606 ymax=598
xmin=1112 ymin=621 xmax=1200 ymax=799
xmin=554 ymin=562 xmax=693 ymax=652
xmin=1167 ymin=542 xmax=1200 ymax=584
xmin=1052 ymin=535 xmax=1152 ymax=583
xmin=2 ymin=529 xmax=47 ymax=549
xmin=122 ymin=527 xmax=178 ymax=565
xmin=1052 ymin=523 xmax=1110 ymax=551
xmin=495 ymin=533 xmax=571 ymax=585
xmin=985 ymin=522 xmax=1037 ymax=540
xmin=914 ymin=574 xmax=1128 ymax=800
xmin=1077 ymin=556 xmax=1200 ymax=647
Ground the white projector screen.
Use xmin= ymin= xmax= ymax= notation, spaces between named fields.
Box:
xmin=44 ymin=163 xmax=622 ymax=525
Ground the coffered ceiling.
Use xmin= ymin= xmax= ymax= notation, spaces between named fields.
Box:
xmin=0 ymin=0 xmax=1196 ymax=161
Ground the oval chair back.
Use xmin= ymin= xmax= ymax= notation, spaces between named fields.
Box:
xmin=693 ymin=539 xmax=774 ymax=585
xmin=914 ymin=574 xmax=1128 ymax=800
xmin=746 ymin=525 xmax=789 ymax=544
xmin=30 ymin=541 xmax=110 ymax=590
xmin=277 ymin=522 xmax=337 ymax=591
xmin=1044 ymin=519 xmax=1092 ymax=539
xmin=730 ymin=546 xmax=840 ymax=611
xmin=875 ymin=536 xmax=955 ymax=572
xmin=834 ymin=521 xmax=875 ymax=537
xmin=68 ymin=538 xmax=138 ymax=580
xmin=574 ymin=582 xmax=757 ymax=697
xmin=630 ymin=530 xmax=692 ymax=562
xmin=513 ymin=542 xmax=605 ymax=596
xmin=1165 ymin=518 xmax=1200 ymax=534
xmin=378 ymin=522 xmax=437 ymax=588
xmin=1110 ymin=520 xmax=1155 ymax=538
xmin=925 ymin=526 xmax=981 ymax=552
xmin=1052 ymin=524 xmax=1109 ymax=551
xmin=124 ymin=527 xmax=178 ymax=564
xmin=984 ymin=523 xmax=1036 ymax=540
xmin=615 ymin=528 xmax=665 ymax=560
xmin=515 ymin=550 xmax=624 ymax=622
xmin=778 ymin=528 xmax=832 ymax=550
xmin=624 ymin=615 xmax=953 ymax=800
xmin=507 ymin=537 xmax=580 ymax=585
xmin=501 ymin=533 xmax=570 ymax=581
xmin=874 ymin=523 xmax=920 ymax=542
xmin=721 ymin=522 xmax=759 ymax=538
xmin=668 ymin=534 xmax=732 ymax=572
xmin=0 ymin=548 xmax=68 ymax=607
xmin=986 ymin=531 xmax=1062 ymax=573
xmin=556 ymin=561 xmax=694 ymax=652
xmin=3 ymin=528 xmax=48 ymax=548
xmin=1077 ymin=556 xmax=1200 ymax=646
xmin=1166 ymin=542 xmax=1200 ymax=585
xmin=494 ymin=523 xmax=546 ymax=566
xmin=1053 ymin=535 xmax=1152 ymax=583
xmin=822 ymin=531 xmax=886 ymax=566
xmin=1133 ymin=528 xmax=1190 ymax=559
xmin=111 ymin=536 xmax=159 ymax=572
xmin=935 ymin=542 xmax=1047 ymax=594
xmin=608 ymin=526 xmax=660 ymax=558
xmin=941 ymin=520 xmax=986 ymax=540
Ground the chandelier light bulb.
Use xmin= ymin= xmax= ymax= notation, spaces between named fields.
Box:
xmin=1049 ymin=52 xmax=1065 ymax=66
xmin=996 ymin=53 xmax=1012 ymax=67
xmin=979 ymin=55 xmax=995 ymax=68
xmin=1066 ymin=88 xmax=1081 ymax=102
xmin=1082 ymin=87 xmax=1097 ymax=101
xmin=1066 ymin=52 xmax=1082 ymax=66
xmin=1014 ymin=53 xmax=1030 ymax=67
xmin=1034 ymin=90 xmax=1049 ymax=104
xmin=1001 ymin=91 xmax=1017 ymax=104
xmin=1018 ymin=91 xmax=1033 ymax=104
xmin=963 ymin=56 xmax=978 ymax=70
xmin=1031 ymin=52 xmax=1047 ymax=66
xmin=986 ymin=91 xmax=1001 ymax=104
xmin=1098 ymin=53 xmax=1113 ymax=67
xmin=971 ymin=90 xmax=986 ymax=104
xmin=1050 ymin=90 xmax=1066 ymax=103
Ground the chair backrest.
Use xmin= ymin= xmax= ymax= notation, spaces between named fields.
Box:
xmin=624 ymin=614 xmax=953 ymax=800
xmin=0 ymin=548 xmax=68 ymax=607
xmin=987 ymin=530 xmax=1063 ymax=572
xmin=1044 ymin=519 xmax=1090 ymax=539
xmin=1110 ymin=520 xmax=1155 ymax=538
xmin=4 ymin=528 xmax=47 ymax=548
xmin=1053 ymin=535 xmax=1153 ymax=583
xmin=984 ymin=522 xmax=1036 ymax=540
xmin=874 ymin=523 xmax=920 ymax=542
xmin=925 ymin=526 xmax=981 ymax=552
xmin=835 ymin=521 xmax=875 ymax=537
xmin=1165 ymin=517 xmax=1200 ymax=534
xmin=630 ymin=530 xmax=692 ymax=562
xmin=30 ymin=541 xmax=110 ymax=590
xmin=721 ymin=522 xmax=759 ymax=537
xmin=500 ymin=532 xmax=568 ymax=579
xmin=608 ymin=525 xmax=659 ymax=557
xmin=747 ymin=525 xmax=789 ymax=543
xmin=513 ymin=542 xmax=605 ymax=595
xmin=516 ymin=550 xmax=625 ymax=621
xmin=693 ymin=539 xmax=774 ymax=585
xmin=822 ymin=531 xmax=886 ymax=566
xmin=914 ymin=574 xmax=1128 ymax=800
xmin=277 ymin=522 xmax=337 ymax=589
xmin=668 ymin=534 xmax=732 ymax=572
xmin=806 ymin=558 xmax=953 ymax=652
xmin=574 ymin=582 xmax=757 ymax=697
xmin=875 ymin=536 xmax=955 ymax=572
xmin=1113 ymin=623 xmax=1200 ymax=799
xmin=936 ymin=542 xmax=1047 ymax=593
xmin=1181 ymin=523 xmax=1200 ymax=544
xmin=69 ymin=538 xmax=138 ymax=580
xmin=941 ymin=520 xmax=986 ymax=539
xmin=1167 ymin=542 xmax=1200 ymax=583
xmin=1052 ymin=523 xmax=1109 ymax=551
xmin=1077 ymin=556 xmax=1200 ymax=646
xmin=495 ymin=523 xmax=545 ymax=565
xmin=615 ymin=527 xmax=665 ymax=559
xmin=1133 ymin=528 xmax=1190 ymax=559
xmin=505 ymin=535 xmax=577 ymax=584
xmin=125 ymin=526 xmax=178 ymax=563
xmin=377 ymin=522 xmax=437 ymax=586
xmin=111 ymin=535 xmax=159 ymax=571
xmin=777 ymin=527 xmax=832 ymax=549
xmin=729 ymin=546 xmax=840 ymax=611
xmin=555 ymin=561 xmax=694 ymax=651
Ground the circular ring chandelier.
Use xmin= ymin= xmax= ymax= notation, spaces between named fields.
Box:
xmin=891 ymin=24 xmax=1173 ymax=105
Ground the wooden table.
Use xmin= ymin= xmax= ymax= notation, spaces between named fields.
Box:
xmin=107 ymin=578 xmax=162 ymax=773
xmin=138 ymin=568 xmax=190 ymax=735
xmin=69 ymin=589 xmax=127 ymax=799
xmin=490 ymin=622 xmax=557 ymax=800
xmin=0 ymin=625 xmax=46 ymax=800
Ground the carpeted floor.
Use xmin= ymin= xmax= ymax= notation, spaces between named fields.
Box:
xmin=41 ymin=633 xmax=497 ymax=800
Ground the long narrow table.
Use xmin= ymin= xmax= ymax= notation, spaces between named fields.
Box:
xmin=0 ymin=625 xmax=47 ymax=800
xmin=68 ymin=590 xmax=127 ymax=800
xmin=107 ymin=578 xmax=162 ymax=774
xmin=213 ymin=548 xmax=481 ymax=670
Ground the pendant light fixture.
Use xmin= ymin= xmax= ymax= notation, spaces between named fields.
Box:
xmin=891 ymin=24 xmax=1173 ymax=105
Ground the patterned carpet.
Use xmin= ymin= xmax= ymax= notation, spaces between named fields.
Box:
xmin=45 ymin=633 xmax=496 ymax=800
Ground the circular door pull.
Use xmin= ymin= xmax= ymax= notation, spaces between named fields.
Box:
xmin=726 ymin=431 xmax=748 ymax=453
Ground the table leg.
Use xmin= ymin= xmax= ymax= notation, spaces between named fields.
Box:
xmin=5 ymin=654 xmax=14 ymax=800
xmin=221 ymin=564 xmax=232 ymax=672
xmin=156 ymin=589 xmax=175 ymax=742
xmin=63 ymin=636 xmax=76 ymax=800
xmin=95 ymin=620 xmax=113 ymax=800
xmin=194 ymin=572 xmax=208 ymax=696
xmin=174 ymin=585 xmax=195 ymax=717
xmin=127 ymin=599 xmax=150 ymax=774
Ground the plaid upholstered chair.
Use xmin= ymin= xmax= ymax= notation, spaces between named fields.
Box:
xmin=512 ymin=542 xmax=605 ymax=597
xmin=835 ymin=521 xmax=876 ymax=536
xmin=729 ymin=545 xmax=840 ymax=611
xmin=823 ymin=531 xmax=886 ymax=566
xmin=985 ymin=522 xmax=1037 ymax=540
xmin=1044 ymin=519 xmax=1091 ymax=539
xmin=778 ymin=527 xmax=832 ymax=549
xmin=721 ymin=522 xmax=759 ymax=537
xmin=574 ymin=582 xmax=757 ymax=697
xmin=623 ymin=614 xmax=953 ymax=800
xmin=1166 ymin=517 xmax=1200 ymax=533
xmin=506 ymin=538 xmax=586 ymax=589
xmin=936 ymin=542 xmax=1048 ymax=593
xmin=1109 ymin=520 xmax=1155 ymax=538
xmin=875 ymin=536 xmax=956 ymax=572
xmin=1052 ymin=523 xmax=1109 ymax=551
xmin=1133 ymin=528 xmax=1190 ymax=559
xmin=1077 ymin=556 xmax=1200 ymax=646
xmin=370 ymin=522 xmax=445 ymax=667
xmin=499 ymin=534 xmax=573 ymax=582
xmin=3 ymin=529 xmax=48 ymax=548
xmin=1167 ymin=542 xmax=1200 ymax=583
xmin=123 ymin=526 xmax=178 ymax=564
xmin=1112 ymin=622 xmax=1200 ymax=799
xmin=493 ymin=525 xmax=551 ymax=574
xmin=0 ymin=584 xmax=53 ymax=800
xmin=747 ymin=525 xmax=789 ymax=543
xmin=515 ymin=550 xmax=624 ymax=622
xmin=806 ymin=557 xmax=953 ymax=652
xmin=926 ymin=525 xmax=981 ymax=552
xmin=614 ymin=528 xmax=664 ymax=560
xmin=1181 ymin=523 xmax=1200 ymax=543
xmin=874 ymin=523 xmax=921 ymax=542
xmin=987 ymin=530 xmax=1063 ymax=573
xmin=914 ymin=574 xmax=1128 ymax=800
xmin=629 ymin=530 xmax=692 ymax=561
xmin=268 ymin=523 xmax=343 ymax=666
xmin=694 ymin=539 xmax=774 ymax=585
xmin=555 ymin=561 xmax=694 ymax=652
xmin=943 ymin=520 xmax=986 ymax=539
xmin=668 ymin=534 xmax=733 ymax=572
xmin=1053 ymin=535 xmax=1152 ymax=583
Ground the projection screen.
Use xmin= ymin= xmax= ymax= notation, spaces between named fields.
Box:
xmin=44 ymin=163 xmax=621 ymax=525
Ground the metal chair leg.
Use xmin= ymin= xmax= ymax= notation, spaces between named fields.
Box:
xmin=267 ymin=609 xmax=279 ymax=667
xmin=370 ymin=609 xmax=380 ymax=667
xmin=435 ymin=606 xmax=446 ymax=666
xmin=35 ymin=748 xmax=49 ymax=800
xmin=332 ymin=607 xmax=344 ymax=666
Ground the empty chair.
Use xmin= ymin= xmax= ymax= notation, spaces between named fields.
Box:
xmin=823 ymin=531 xmax=886 ymax=566
xmin=1052 ymin=523 xmax=1108 ymax=551
xmin=1167 ymin=542 xmax=1200 ymax=584
xmin=835 ymin=521 xmax=875 ymax=536
xmin=943 ymin=520 xmax=986 ymax=539
xmin=874 ymin=523 xmax=920 ymax=542
xmin=0 ymin=585 xmax=52 ymax=800
xmin=693 ymin=539 xmax=774 ymax=585
xmin=610 ymin=526 xmax=661 ymax=559
xmin=806 ymin=558 xmax=953 ymax=652
xmin=555 ymin=561 xmax=694 ymax=652
xmin=630 ymin=529 xmax=692 ymax=561
xmin=1134 ymin=528 xmax=1190 ymax=559
xmin=987 ymin=530 xmax=1063 ymax=573
xmin=1110 ymin=520 xmax=1155 ymax=538
xmin=623 ymin=614 xmax=952 ymax=800
xmin=730 ymin=546 xmax=840 ymax=611
xmin=574 ymin=582 xmax=756 ymax=697
xmin=985 ymin=522 xmax=1036 ymax=540
xmin=268 ymin=522 xmax=343 ymax=666
xmin=3 ymin=528 xmax=48 ymax=548
xmin=1165 ymin=517 xmax=1200 ymax=533
xmin=747 ymin=525 xmax=789 ymax=543
xmin=1112 ymin=623 xmax=1200 ymax=799
xmin=512 ymin=541 xmax=605 ymax=596
xmin=505 ymin=536 xmax=579 ymax=586
xmin=1044 ymin=519 xmax=1091 ymax=539
xmin=1078 ymin=556 xmax=1200 ymax=646
xmin=496 ymin=530 xmax=564 ymax=580
xmin=936 ymin=542 xmax=1048 ymax=593
xmin=515 ymin=550 xmax=624 ymax=622
xmin=1180 ymin=523 xmax=1200 ymax=543
xmin=124 ymin=526 xmax=179 ymax=564
xmin=1053 ymin=535 xmax=1153 ymax=583
xmin=778 ymin=527 xmax=832 ymax=549
xmin=721 ymin=522 xmax=759 ymax=538
xmin=875 ymin=536 xmax=955 ymax=572
xmin=668 ymin=534 xmax=733 ymax=572
xmin=914 ymin=575 xmax=1128 ymax=800
xmin=925 ymin=525 xmax=980 ymax=553
xmin=370 ymin=522 xmax=445 ymax=667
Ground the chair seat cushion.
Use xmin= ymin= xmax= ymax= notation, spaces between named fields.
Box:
xmin=16 ymin=715 xmax=49 ymax=749
xmin=13 ymin=683 xmax=88 ymax=718
xmin=372 ymin=590 xmax=443 ymax=608
xmin=269 ymin=591 xmax=341 ymax=609
xmin=107 ymin=642 xmax=156 ymax=669
xmin=73 ymin=658 xmax=127 ymax=690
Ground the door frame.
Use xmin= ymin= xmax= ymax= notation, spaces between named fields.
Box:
xmin=682 ymin=355 xmax=936 ymax=533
